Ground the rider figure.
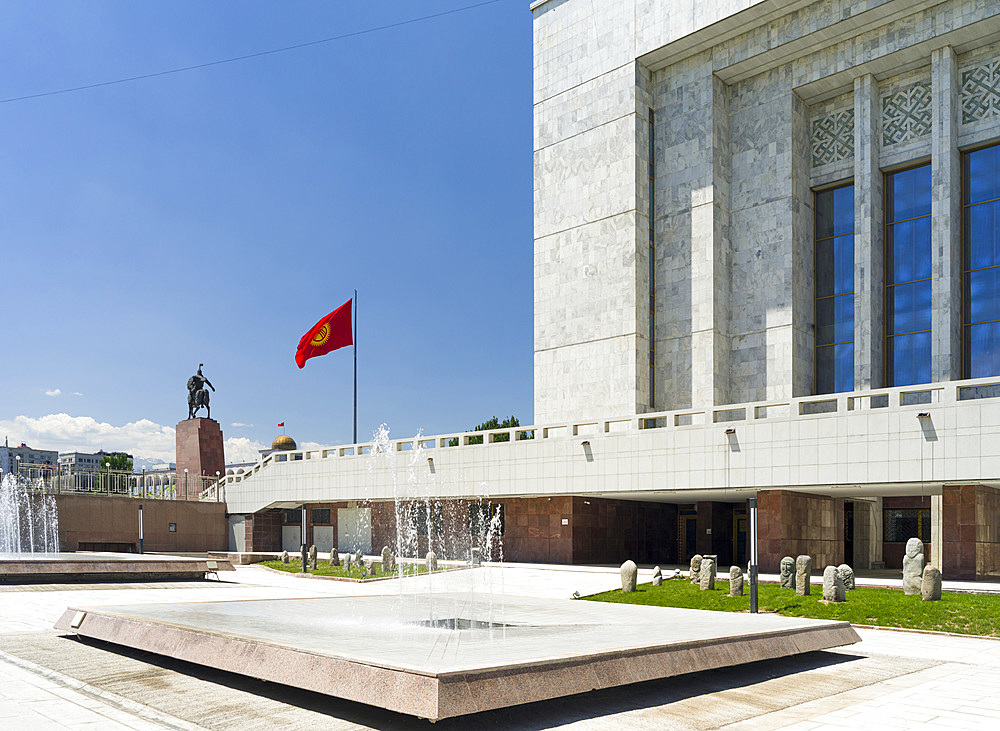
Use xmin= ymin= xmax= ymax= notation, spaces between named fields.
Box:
xmin=187 ymin=364 xmax=215 ymax=419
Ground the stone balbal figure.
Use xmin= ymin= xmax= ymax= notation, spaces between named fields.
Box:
xmin=620 ymin=560 xmax=638 ymax=592
xmin=779 ymin=556 xmax=795 ymax=589
xmin=902 ymin=537 xmax=924 ymax=595
xmin=689 ymin=554 xmax=703 ymax=584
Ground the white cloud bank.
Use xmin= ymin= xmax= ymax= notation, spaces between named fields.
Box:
xmin=223 ymin=436 xmax=267 ymax=463
xmin=0 ymin=414 xmax=175 ymax=461
xmin=0 ymin=413 xmax=275 ymax=466
xmin=44 ymin=389 xmax=61 ymax=397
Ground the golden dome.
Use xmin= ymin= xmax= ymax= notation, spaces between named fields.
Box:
xmin=271 ymin=434 xmax=297 ymax=451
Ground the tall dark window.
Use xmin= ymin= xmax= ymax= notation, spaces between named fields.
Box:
xmin=964 ymin=144 xmax=1000 ymax=378
xmin=410 ymin=504 xmax=444 ymax=536
xmin=310 ymin=508 xmax=331 ymax=524
xmin=886 ymin=164 xmax=932 ymax=386
xmin=815 ymin=184 xmax=855 ymax=393
xmin=883 ymin=507 xmax=930 ymax=542
xmin=468 ymin=503 xmax=505 ymax=537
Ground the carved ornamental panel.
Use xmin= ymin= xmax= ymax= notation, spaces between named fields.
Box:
xmin=882 ymin=82 xmax=932 ymax=146
xmin=962 ymin=57 xmax=1000 ymax=125
xmin=811 ymin=108 xmax=855 ymax=167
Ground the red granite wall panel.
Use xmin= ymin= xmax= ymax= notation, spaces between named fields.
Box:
xmin=942 ymin=484 xmax=1000 ymax=580
xmin=570 ymin=497 xmax=677 ymax=565
xmin=248 ymin=511 xmax=281 ymax=552
xmin=56 ymin=494 xmax=227 ymax=552
xmin=977 ymin=485 xmax=1000 ymax=579
xmin=756 ymin=490 xmax=844 ymax=572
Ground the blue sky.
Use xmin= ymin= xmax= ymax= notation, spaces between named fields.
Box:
xmin=0 ymin=1 xmax=532 ymax=463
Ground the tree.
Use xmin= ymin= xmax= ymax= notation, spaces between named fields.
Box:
xmin=99 ymin=452 xmax=133 ymax=472
xmin=448 ymin=416 xmax=532 ymax=447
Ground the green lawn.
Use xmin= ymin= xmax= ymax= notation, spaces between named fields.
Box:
xmin=583 ymin=579 xmax=1000 ymax=637
xmin=257 ymin=559 xmax=433 ymax=580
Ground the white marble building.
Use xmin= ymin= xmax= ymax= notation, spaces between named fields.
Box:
xmin=534 ymin=0 xmax=1000 ymax=424
xmin=225 ymin=0 xmax=1000 ymax=577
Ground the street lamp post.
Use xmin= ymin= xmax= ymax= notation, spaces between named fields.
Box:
xmin=300 ymin=504 xmax=308 ymax=573
xmin=749 ymin=496 xmax=759 ymax=614
xmin=184 ymin=468 xmax=189 ymax=501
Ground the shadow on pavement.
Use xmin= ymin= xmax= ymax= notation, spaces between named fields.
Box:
xmin=50 ymin=634 xmax=893 ymax=730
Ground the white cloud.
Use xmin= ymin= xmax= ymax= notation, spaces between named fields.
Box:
xmin=72 ymin=392 xmax=83 ymax=397
xmin=224 ymin=437 xmax=267 ymax=463
xmin=0 ymin=413 xmax=176 ymax=462
xmin=44 ymin=389 xmax=61 ymax=397
xmin=230 ymin=422 xmax=253 ymax=428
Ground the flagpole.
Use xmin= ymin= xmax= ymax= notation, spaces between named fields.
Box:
xmin=353 ymin=288 xmax=357 ymax=445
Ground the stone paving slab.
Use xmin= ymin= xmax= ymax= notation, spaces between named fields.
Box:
xmin=0 ymin=563 xmax=997 ymax=728
xmin=0 ymin=630 xmax=928 ymax=731
xmin=53 ymin=593 xmax=859 ymax=720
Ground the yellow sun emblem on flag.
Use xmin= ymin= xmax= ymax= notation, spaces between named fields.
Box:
xmin=310 ymin=322 xmax=331 ymax=346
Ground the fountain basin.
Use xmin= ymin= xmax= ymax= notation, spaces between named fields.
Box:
xmin=1 ymin=552 xmax=234 ymax=583
xmin=55 ymin=592 xmax=859 ymax=720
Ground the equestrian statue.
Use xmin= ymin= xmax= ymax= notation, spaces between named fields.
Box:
xmin=187 ymin=364 xmax=215 ymax=420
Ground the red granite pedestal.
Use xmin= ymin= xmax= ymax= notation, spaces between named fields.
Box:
xmin=175 ymin=418 xmax=225 ymax=500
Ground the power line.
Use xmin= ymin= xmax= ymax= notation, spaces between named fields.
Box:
xmin=0 ymin=0 xmax=503 ymax=105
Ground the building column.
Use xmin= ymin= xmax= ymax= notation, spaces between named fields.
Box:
xmin=931 ymin=46 xmax=962 ymax=382
xmin=854 ymin=74 xmax=884 ymax=390
xmin=690 ymin=74 xmax=731 ymax=407
xmin=791 ymin=92 xmax=815 ymax=397
xmin=869 ymin=496 xmax=884 ymax=568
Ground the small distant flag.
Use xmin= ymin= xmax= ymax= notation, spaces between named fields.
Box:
xmin=277 ymin=422 xmax=284 ymax=427
xmin=295 ymin=298 xmax=353 ymax=369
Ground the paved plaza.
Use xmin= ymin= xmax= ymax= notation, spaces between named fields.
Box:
xmin=0 ymin=562 xmax=997 ymax=729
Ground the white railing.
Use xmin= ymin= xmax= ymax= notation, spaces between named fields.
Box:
xmin=217 ymin=374 xmax=1000 ymax=491
xmin=1 ymin=466 xmax=220 ymax=501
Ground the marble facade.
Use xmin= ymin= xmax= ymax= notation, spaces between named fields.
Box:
xmin=532 ymin=0 xmax=1000 ymax=423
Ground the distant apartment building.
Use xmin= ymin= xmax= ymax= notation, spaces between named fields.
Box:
xmin=58 ymin=450 xmax=135 ymax=473
xmin=0 ymin=438 xmax=58 ymax=475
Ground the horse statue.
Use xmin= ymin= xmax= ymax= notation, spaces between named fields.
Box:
xmin=187 ymin=364 xmax=215 ymax=420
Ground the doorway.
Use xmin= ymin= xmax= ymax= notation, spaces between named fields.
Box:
xmin=280 ymin=525 xmax=301 ymax=552
xmin=337 ymin=507 xmax=372 ymax=554
xmin=683 ymin=517 xmax=697 ymax=561
xmin=733 ymin=514 xmax=747 ymax=566
xmin=227 ymin=515 xmax=246 ymax=553
xmin=313 ymin=525 xmax=335 ymax=553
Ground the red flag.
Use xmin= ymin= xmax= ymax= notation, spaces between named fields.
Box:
xmin=277 ymin=422 xmax=284 ymax=427
xmin=296 ymin=299 xmax=353 ymax=369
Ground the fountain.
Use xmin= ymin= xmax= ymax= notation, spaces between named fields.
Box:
xmin=0 ymin=472 xmax=59 ymax=553
xmin=55 ymin=424 xmax=860 ymax=720
xmin=0 ymin=472 xmax=233 ymax=583
xmin=365 ymin=424 xmax=507 ymax=633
